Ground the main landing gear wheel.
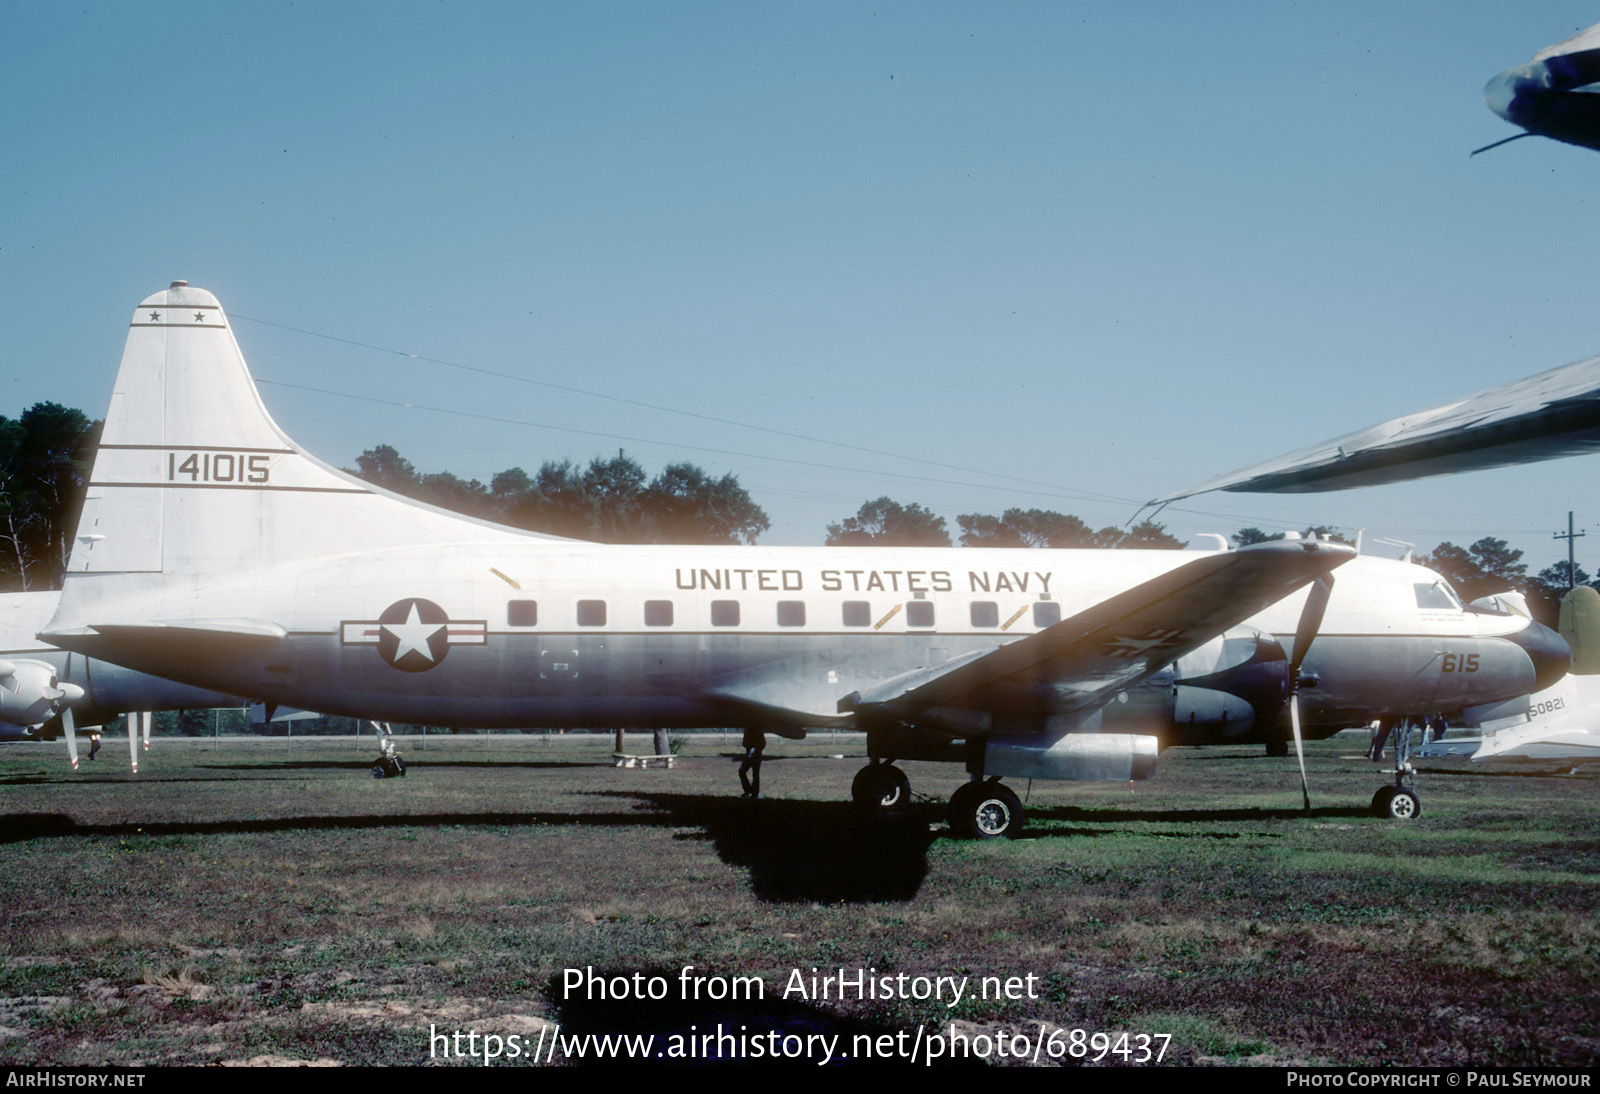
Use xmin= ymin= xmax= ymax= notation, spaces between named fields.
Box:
xmin=852 ymin=763 xmax=909 ymax=809
xmin=948 ymin=780 xmax=1024 ymax=840
xmin=1370 ymin=785 xmax=1420 ymax=819
xmin=372 ymin=755 xmax=406 ymax=779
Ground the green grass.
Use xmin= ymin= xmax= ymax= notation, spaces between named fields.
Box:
xmin=0 ymin=734 xmax=1595 ymax=1066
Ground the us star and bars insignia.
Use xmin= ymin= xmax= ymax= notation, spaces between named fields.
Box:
xmin=1105 ymin=627 xmax=1184 ymax=661
xmin=341 ymin=597 xmax=487 ymax=672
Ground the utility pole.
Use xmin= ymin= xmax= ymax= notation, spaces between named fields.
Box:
xmin=1554 ymin=511 xmax=1586 ymax=590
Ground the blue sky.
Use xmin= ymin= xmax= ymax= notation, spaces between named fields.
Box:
xmin=5 ymin=2 xmax=1599 ymax=577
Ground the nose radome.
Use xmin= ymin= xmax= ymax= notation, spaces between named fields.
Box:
xmin=1484 ymin=61 xmax=1550 ymax=123
xmin=1507 ymin=620 xmax=1571 ymax=693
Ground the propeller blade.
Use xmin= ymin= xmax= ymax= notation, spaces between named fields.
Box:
xmin=1290 ymin=693 xmax=1311 ymax=813
xmin=128 ymin=713 xmax=138 ymax=774
xmin=62 ymin=707 xmax=78 ymax=770
xmin=1285 ymin=574 xmax=1334 ymax=815
xmin=1290 ymin=575 xmax=1335 ymax=677
xmin=139 ymin=711 xmax=151 ymax=752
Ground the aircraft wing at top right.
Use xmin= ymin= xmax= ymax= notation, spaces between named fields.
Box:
xmin=1479 ymin=22 xmax=1600 ymax=154
xmin=1149 ymin=352 xmax=1600 ymax=505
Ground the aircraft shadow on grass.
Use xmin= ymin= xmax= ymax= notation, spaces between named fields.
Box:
xmin=1411 ymin=764 xmax=1597 ymax=781
xmin=3 ymin=789 xmax=1385 ymax=904
xmin=1023 ymin=803 xmax=1372 ymax=825
xmin=0 ymin=809 xmax=678 ymax=845
xmin=197 ymin=759 xmax=601 ymax=771
xmin=603 ymin=791 xmax=939 ymax=903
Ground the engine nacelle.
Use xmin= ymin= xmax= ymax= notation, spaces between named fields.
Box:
xmin=984 ymin=732 xmax=1158 ymax=782
xmin=1171 ymin=627 xmax=1274 ymax=679
xmin=0 ymin=659 xmax=69 ymax=728
xmin=1173 ymin=685 xmax=1256 ymax=734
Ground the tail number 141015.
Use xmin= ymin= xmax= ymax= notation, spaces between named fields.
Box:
xmin=167 ymin=451 xmax=272 ymax=484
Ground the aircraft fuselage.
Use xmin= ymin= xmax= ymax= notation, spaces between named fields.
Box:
xmin=49 ymin=542 xmax=1558 ymax=743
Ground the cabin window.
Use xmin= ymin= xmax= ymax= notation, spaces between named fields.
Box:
xmin=507 ymin=600 xmax=538 ymax=626
xmin=1415 ymin=582 xmax=1460 ymax=610
xmin=906 ymin=601 xmax=935 ymax=627
xmin=777 ymin=601 xmax=806 ymax=627
xmin=842 ymin=601 xmax=871 ymax=627
xmin=1033 ymin=601 xmax=1061 ymax=627
xmin=711 ymin=600 xmax=740 ymax=626
xmin=577 ymin=599 xmax=607 ymax=626
xmin=970 ymin=601 xmax=998 ymax=628
xmin=644 ymin=600 xmax=673 ymax=626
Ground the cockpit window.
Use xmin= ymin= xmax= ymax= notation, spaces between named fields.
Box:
xmin=1414 ymin=581 xmax=1461 ymax=611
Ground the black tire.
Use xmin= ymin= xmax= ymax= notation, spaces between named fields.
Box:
xmin=1370 ymin=786 xmax=1396 ymax=816
xmin=947 ymin=782 xmax=981 ymax=837
xmin=371 ymin=763 xmax=387 ymax=780
xmin=1265 ymin=738 xmax=1288 ymax=758
xmin=1385 ymin=787 xmax=1421 ymax=820
xmin=850 ymin=764 xmax=876 ymax=806
xmin=954 ymin=781 xmax=1024 ymax=840
xmin=852 ymin=764 xmax=909 ymax=810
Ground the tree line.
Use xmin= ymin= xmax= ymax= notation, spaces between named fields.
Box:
xmin=0 ymin=404 xmax=98 ymax=591
xmin=824 ymin=499 xmax=1184 ymax=549
xmin=351 ymin=444 xmax=772 ymax=545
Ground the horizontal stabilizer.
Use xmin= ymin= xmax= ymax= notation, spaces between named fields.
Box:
xmin=39 ymin=620 xmax=287 ymax=687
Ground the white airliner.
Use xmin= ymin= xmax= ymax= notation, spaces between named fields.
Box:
xmin=0 ymin=589 xmax=244 ymax=769
xmin=34 ymin=283 xmax=1571 ymax=835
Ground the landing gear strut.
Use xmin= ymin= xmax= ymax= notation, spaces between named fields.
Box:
xmin=369 ymin=721 xmax=407 ymax=779
xmin=1370 ymin=717 xmax=1421 ymax=819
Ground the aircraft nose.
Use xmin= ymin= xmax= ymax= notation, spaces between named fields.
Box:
xmin=1507 ymin=620 xmax=1571 ymax=692
xmin=1484 ymin=62 xmax=1550 ymax=123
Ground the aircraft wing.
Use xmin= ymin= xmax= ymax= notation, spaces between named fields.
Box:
xmin=850 ymin=538 xmax=1353 ymax=719
xmin=1151 ymin=353 xmax=1600 ymax=503
xmin=1485 ymin=22 xmax=1600 ymax=153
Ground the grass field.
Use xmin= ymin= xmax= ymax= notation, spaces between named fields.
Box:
xmin=0 ymin=732 xmax=1595 ymax=1067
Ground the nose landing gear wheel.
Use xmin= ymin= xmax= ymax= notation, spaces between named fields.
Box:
xmin=1371 ymin=785 xmax=1420 ymax=819
xmin=371 ymin=755 xmax=406 ymax=779
xmin=948 ymin=780 xmax=1024 ymax=839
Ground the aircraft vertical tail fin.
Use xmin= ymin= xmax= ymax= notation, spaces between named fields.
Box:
xmin=58 ymin=282 xmax=547 ymax=617
xmin=1558 ymin=585 xmax=1600 ymax=675
xmin=67 ymin=281 xmax=354 ymax=578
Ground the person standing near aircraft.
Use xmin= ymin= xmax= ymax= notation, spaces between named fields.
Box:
xmin=739 ymin=728 xmax=765 ymax=799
